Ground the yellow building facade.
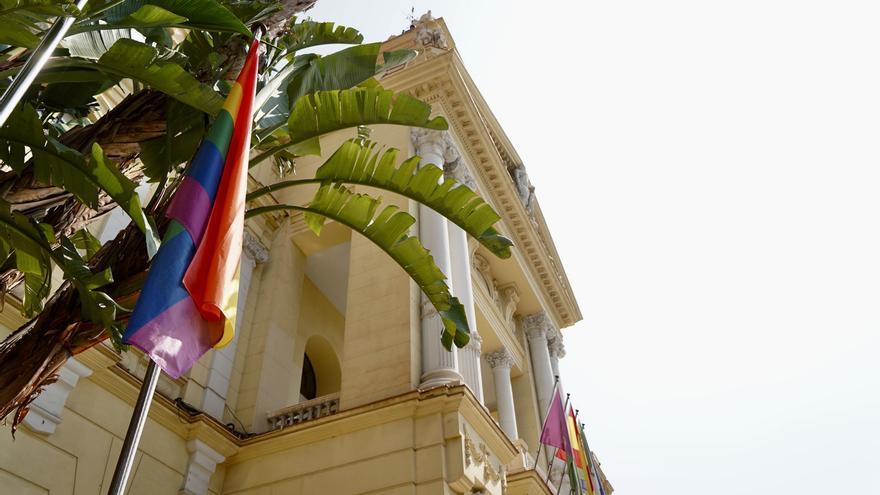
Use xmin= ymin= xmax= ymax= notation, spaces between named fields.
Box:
xmin=0 ymin=15 xmax=611 ymax=495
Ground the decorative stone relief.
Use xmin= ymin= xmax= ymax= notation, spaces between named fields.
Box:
xmin=463 ymin=432 xmax=503 ymax=485
xmin=243 ymin=230 xmax=269 ymax=264
xmin=547 ymin=329 xmax=566 ymax=359
xmin=484 ymin=349 xmax=514 ymax=370
xmin=507 ymin=162 xmax=535 ymax=216
xmin=412 ymin=11 xmax=449 ymax=50
xmin=472 ymin=253 xmax=520 ymax=329
xmin=464 ymin=331 xmax=483 ymax=352
xmin=522 ymin=312 xmax=553 ymax=341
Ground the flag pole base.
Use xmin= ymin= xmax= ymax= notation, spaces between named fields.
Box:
xmin=107 ymin=359 xmax=161 ymax=495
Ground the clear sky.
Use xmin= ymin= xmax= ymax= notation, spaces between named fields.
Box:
xmin=307 ymin=1 xmax=880 ymax=493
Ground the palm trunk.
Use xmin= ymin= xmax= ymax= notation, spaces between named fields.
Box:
xmin=0 ymin=0 xmax=318 ymax=432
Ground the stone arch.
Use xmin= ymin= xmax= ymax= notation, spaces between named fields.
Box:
xmin=302 ymin=334 xmax=341 ymax=398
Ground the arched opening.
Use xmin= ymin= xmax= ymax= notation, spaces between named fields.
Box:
xmin=300 ymin=335 xmax=341 ymax=400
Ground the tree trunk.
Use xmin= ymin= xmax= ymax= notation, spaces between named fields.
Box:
xmin=0 ymin=0 xmax=319 ymax=432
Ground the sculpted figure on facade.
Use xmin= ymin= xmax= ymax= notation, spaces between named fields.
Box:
xmin=412 ymin=11 xmax=449 ymax=50
xmin=508 ymin=162 xmax=536 ymax=216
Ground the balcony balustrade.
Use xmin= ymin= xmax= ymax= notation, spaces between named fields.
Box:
xmin=267 ymin=393 xmax=340 ymax=430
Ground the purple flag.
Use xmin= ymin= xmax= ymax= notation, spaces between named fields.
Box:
xmin=539 ymin=388 xmax=573 ymax=457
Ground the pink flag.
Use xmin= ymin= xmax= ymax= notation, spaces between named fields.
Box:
xmin=539 ymin=387 xmax=573 ymax=457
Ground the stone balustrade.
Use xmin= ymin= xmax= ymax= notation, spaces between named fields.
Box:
xmin=267 ymin=393 xmax=340 ymax=430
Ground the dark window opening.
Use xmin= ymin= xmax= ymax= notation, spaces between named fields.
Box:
xmin=300 ymin=354 xmax=317 ymax=400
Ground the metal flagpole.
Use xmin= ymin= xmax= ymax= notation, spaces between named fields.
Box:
xmin=104 ymin=24 xmax=265 ymax=495
xmin=548 ymin=392 xmax=574 ymax=489
xmin=106 ymin=359 xmax=161 ymax=495
xmin=0 ymin=0 xmax=90 ymax=127
xmin=533 ymin=375 xmax=560 ymax=470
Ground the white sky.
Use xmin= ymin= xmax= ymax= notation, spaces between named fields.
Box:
xmin=308 ymin=1 xmax=880 ymax=493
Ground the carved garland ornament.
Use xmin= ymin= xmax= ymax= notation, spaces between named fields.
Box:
xmin=464 ymin=432 xmax=503 ymax=485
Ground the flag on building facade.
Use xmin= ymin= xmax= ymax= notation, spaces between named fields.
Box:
xmin=566 ymin=406 xmax=593 ymax=494
xmin=122 ymin=38 xmax=260 ymax=378
xmin=540 ymin=386 xmax=573 ymax=458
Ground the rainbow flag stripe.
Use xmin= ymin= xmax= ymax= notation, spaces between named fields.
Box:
xmin=123 ymin=39 xmax=260 ymax=378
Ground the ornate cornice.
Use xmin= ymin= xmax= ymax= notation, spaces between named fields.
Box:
xmin=382 ymin=32 xmax=582 ymax=329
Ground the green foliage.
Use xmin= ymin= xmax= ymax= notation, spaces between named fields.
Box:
xmin=247 ymin=184 xmax=471 ymax=350
xmin=290 ymin=86 xmax=447 ymax=143
xmin=249 ymin=139 xmax=513 ymax=259
xmin=279 ymin=19 xmax=364 ymax=53
xmin=0 ymin=204 xmax=121 ymax=328
xmin=97 ymin=39 xmax=225 ymax=114
xmin=0 ymin=104 xmax=160 ymax=256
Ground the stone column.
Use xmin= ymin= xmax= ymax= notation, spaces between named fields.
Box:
xmin=485 ymin=349 xmax=518 ymax=440
xmin=180 ymin=439 xmax=225 ymax=495
xmin=201 ymin=231 xmax=268 ymax=419
xmin=524 ymin=312 xmax=556 ymax=421
xmin=443 ymin=134 xmax=484 ymax=402
xmin=412 ymin=128 xmax=462 ymax=388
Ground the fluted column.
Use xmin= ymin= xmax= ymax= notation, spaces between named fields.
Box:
xmin=412 ymin=128 xmax=462 ymax=388
xmin=202 ymin=231 xmax=268 ymax=419
xmin=524 ymin=312 xmax=556 ymax=421
xmin=444 ymin=134 xmax=484 ymax=402
xmin=486 ymin=349 xmax=518 ymax=440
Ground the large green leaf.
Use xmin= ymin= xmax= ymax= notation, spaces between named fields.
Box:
xmin=0 ymin=204 xmax=53 ymax=316
xmin=246 ymin=184 xmax=470 ymax=350
xmin=248 ymin=140 xmax=513 ymax=259
xmin=148 ymin=0 xmax=249 ymax=34
xmin=0 ymin=104 xmax=160 ymax=257
xmin=280 ymin=19 xmax=363 ymax=53
xmin=0 ymin=204 xmax=121 ymax=328
xmin=251 ymin=86 xmax=448 ymax=166
xmin=139 ymin=99 xmax=205 ymax=181
xmin=0 ymin=18 xmax=39 ymax=48
xmin=97 ymin=38 xmax=224 ymax=114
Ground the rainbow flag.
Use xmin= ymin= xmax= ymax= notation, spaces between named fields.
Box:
xmin=123 ymin=38 xmax=260 ymax=378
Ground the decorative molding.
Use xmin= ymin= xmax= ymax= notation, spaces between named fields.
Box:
xmin=484 ymin=349 xmax=514 ymax=370
xmin=464 ymin=331 xmax=482 ymax=352
xmin=383 ymin=44 xmax=582 ymax=328
xmin=547 ymin=328 xmax=566 ymax=359
xmin=412 ymin=11 xmax=449 ymax=50
xmin=522 ymin=312 xmax=553 ymax=341
xmin=181 ymin=439 xmax=226 ymax=495
xmin=472 ymin=253 xmax=519 ymax=330
xmin=464 ymin=431 xmax=503 ymax=485
xmin=23 ymin=358 xmax=92 ymax=435
xmin=243 ymin=230 xmax=269 ymax=264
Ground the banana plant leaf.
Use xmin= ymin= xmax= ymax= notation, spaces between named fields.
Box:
xmin=0 ymin=104 xmax=160 ymax=256
xmin=246 ymin=184 xmax=471 ymax=350
xmin=0 ymin=204 xmax=119 ymax=325
xmin=279 ymin=18 xmax=363 ymax=53
xmin=251 ymin=86 xmax=448 ymax=166
xmin=248 ymin=139 xmax=513 ymax=259
xmin=97 ymin=38 xmax=224 ymax=114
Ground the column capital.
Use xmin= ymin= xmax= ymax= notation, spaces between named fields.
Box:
xmin=243 ymin=230 xmax=269 ymax=264
xmin=464 ymin=331 xmax=482 ymax=352
xmin=547 ymin=330 xmax=566 ymax=359
xmin=522 ymin=312 xmax=553 ymax=340
xmin=410 ymin=128 xmax=448 ymax=164
xmin=485 ymin=349 xmax=514 ymax=370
